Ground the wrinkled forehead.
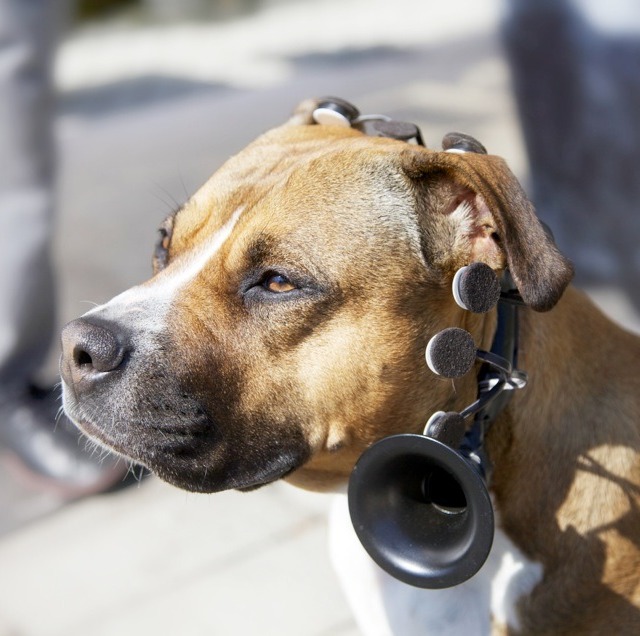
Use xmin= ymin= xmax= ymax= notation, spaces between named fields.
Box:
xmin=172 ymin=124 xmax=421 ymax=260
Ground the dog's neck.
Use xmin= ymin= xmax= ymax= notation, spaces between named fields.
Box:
xmin=487 ymin=284 xmax=640 ymax=534
xmin=494 ymin=286 xmax=618 ymax=444
xmin=486 ymin=287 xmax=587 ymax=473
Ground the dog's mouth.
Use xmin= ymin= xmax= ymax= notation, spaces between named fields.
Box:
xmin=145 ymin=441 xmax=305 ymax=494
xmin=68 ymin=411 xmax=209 ymax=464
xmin=62 ymin=389 xmax=309 ymax=493
xmin=236 ymin=465 xmax=298 ymax=492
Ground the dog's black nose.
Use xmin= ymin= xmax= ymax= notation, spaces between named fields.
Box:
xmin=60 ymin=317 xmax=130 ymax=387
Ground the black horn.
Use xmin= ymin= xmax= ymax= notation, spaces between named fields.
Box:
xmin=348 ymin=262 xmax=529 ymax=589
xmin=348 ymin=432 xmax=494 ymax=589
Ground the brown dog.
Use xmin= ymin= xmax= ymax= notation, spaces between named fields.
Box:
xmin=60 ymin=99 xmax=640 ymax=634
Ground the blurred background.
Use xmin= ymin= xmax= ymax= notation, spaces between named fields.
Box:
xmin=0 ymin=0 xmax=638 ymax=634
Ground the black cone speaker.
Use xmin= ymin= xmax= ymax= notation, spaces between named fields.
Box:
xmin=348 ymin=434 xmax=494 ymax=589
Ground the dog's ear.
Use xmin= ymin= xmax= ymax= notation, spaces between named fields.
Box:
xmin=286 ymin=99 xmax=322 ymax=126
xmin=401 ymin=148 xmax=574 ymax=312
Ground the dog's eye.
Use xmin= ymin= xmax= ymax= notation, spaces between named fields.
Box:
xmin=153 ymin=214 xmax=175 ymax=274
xmin=263 ymin=273 xmax=296 ymax=293
xmin=243 ymin=269 xmax=320 ymax=308
xmin=158 ymin=228 xmax=171 ymax=252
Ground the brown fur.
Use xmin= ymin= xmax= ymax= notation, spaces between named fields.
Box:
xmin=489 ymin=288 xmax=640 ymax=634
xmin=61 ymin=99 xmax=640 ymax=633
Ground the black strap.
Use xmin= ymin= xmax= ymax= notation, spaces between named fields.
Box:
xmin=459 ymin=273 xmax=523 ymax=481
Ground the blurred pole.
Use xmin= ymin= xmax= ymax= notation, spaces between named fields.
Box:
xmin=502 ymin=0 xmax=640 ymax=305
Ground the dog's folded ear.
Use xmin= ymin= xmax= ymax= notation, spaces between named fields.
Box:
xmin=402 ymin=148 xmax=574 ymax=312
xmin=287 ymin=98 xmax=323 ymax=126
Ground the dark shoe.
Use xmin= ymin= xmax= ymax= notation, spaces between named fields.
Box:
xmin=0 ymin=385 xmax=131 ymax=499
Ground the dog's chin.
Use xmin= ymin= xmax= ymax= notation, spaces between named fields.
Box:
xmin=235 ymin=465 xmax=298 ymax=493
xmin=137 ymin=449 xmax=303 ymax=494
xmin=64 ymin=410 xmax=306 ymax=494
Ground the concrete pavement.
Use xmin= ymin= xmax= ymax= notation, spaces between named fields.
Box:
xmin=0 ymin=0 xmax=637 ymax=634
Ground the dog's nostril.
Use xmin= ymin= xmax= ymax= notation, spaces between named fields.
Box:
xmin=74 ymin=348 xmax=94 ymax=368
xmin=61 ymin=317 xmax=130 ymax=379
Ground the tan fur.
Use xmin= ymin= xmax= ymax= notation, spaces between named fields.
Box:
xmin=61 ymin=99 xmax=640 ymax=633
xmin=487 ymin=288 xmax=640 ymax=634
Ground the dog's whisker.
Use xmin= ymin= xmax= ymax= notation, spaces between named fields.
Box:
xmin=200 ymin=466 xmax=208 ymax=490
xmin=79 ymin=300 xmax=100 ymax=308
xmin=125 ymin=461 xmax=136 ymax=481
xmin=55 ymin=405 xmax=66 ymax=425
xmin=135 ymin=464 xmax=146 ymax=483
xmin=178 ymin=169 xmax=190 ymax=201
xmin=151 ymin=180 xmax=183 ymax=213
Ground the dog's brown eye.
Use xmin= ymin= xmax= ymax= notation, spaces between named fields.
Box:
xmin=160 ymin=230 xmax=170 ymax=251
xmin=153 ymin=213 xmax=176 ymax=274
xmin=264 ymin=273 xmax=296 ymax=293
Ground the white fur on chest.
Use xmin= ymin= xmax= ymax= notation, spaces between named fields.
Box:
xmin=329 ymin=495 xmax=543 ymax=636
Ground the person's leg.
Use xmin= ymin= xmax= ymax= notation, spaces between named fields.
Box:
xmin=0 ymin=0 xmax=127 ymax=496
xmin=0 ymin=0 xmax=58 ymax=388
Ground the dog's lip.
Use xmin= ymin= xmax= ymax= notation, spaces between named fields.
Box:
xmin=66 ymin=407 xmax=210 ymax=462
xmin=63 ymin=392 xmax=307 ymax=493
xmin=68 ymin=413 xmax=304 ymax=494
xmin=148 ymin=420 xmax=210 ymax=437
xmin=67 ymin=414 xmax=124 ymax=456
xmin=236 ymin=465 xmax=297 ymax=492
xmin=64 ymin=387 xmax=212 ymax=442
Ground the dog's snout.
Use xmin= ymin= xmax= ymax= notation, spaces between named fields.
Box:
xmin=61 ymin=317 xmax=129 ymax=385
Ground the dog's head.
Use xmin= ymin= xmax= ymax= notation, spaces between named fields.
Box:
xmin=60 ymin=99 xmax=572 ymax=493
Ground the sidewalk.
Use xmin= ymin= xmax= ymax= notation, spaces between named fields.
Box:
xmin=0 ymin=477 xmax=354 ymax=636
